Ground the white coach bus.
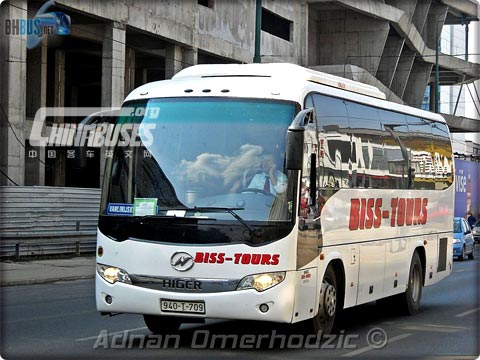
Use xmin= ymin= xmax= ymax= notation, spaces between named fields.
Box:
xmin=96 ymin=63 xmax=454 ymax=334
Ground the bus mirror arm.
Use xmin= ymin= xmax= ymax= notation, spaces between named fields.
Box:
xmin=286 ymin=108 xmax=315 ymax=170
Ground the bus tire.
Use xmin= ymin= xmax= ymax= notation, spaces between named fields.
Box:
xmin=143 ymin=314 xmax=182 ymax=334
xmin=397 ymin=251 xmax=423 ymax=315
xmin=312 ymin=265 xmax=337 ymax=334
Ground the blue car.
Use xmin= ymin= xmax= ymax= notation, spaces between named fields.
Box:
xmin=453 ymin=217 xmax=475 ymax=260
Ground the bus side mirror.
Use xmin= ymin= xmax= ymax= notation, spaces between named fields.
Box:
xmin=286 ymin=108 xmax=315 ymax=170
xmin=286 ymin=130 xmax=304 ymax=170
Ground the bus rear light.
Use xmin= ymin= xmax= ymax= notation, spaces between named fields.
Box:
xmin=236 ymin=272 xmax=286 ymax=292
xmin=97 ymin=264 xmax=132 ymax=285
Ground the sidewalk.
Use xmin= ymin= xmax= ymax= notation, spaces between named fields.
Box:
xmin=0 ymin=256 xmax=95 ymax=286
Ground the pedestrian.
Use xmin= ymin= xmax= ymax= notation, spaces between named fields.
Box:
xmin=467 ymin=210 xmax=477 ymax=229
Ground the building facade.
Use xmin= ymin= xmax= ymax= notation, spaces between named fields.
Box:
xmin=435 ymin=18 xmax=480 ymax=160
xmin=1 ymin=0 xmax=479 ymax=188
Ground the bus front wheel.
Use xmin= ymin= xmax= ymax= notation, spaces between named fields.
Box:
xmin=312 ymin=265 xmax=337 ymax=334
xmin=143 ymin=314 xmax=182 ymax=334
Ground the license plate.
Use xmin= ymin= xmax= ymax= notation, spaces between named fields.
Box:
xmin=160 ymin=299 xmax=205 ymax=314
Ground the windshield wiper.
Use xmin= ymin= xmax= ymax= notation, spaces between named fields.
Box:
xmin=160 ymin=206 xmax=259 ymax=238
xmin=191 ymin=206 xmax=261 ymax=239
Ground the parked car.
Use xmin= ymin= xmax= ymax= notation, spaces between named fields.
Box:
xmin=473 ymin=220 xmax=480 ymax=244
xmin=453 ymin=217 xmax=475 ymax=260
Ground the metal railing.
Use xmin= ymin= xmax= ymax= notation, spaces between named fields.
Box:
xmin=0 ymin=186 xmax=101 ymax=258
xmin=0 ymin=240 xmax=96 ymax=259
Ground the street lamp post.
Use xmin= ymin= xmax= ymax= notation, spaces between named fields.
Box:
xmin=435 ymin=17 xmax=440 ymax=113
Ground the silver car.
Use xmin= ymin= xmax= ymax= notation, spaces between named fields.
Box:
xmin=472 ymin=220 xmax=480 ymax=244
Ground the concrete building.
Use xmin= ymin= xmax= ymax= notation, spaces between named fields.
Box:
xmin=438 ymin=17 xmax=480 ymax=159
xmin=1 ymin=0 xmax=479 ymax=188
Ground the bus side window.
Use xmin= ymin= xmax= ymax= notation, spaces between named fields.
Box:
xmin=301 ymin=94 xmax=320 ymax=218
xmin=311 ymin=94 xmax=350 ymax=192
xmin=345 ymin=102 xmax=383 ymax=189
xmin=406 ymin=116 xmax=434 ymax=190
xmin=431 ymin=122 xmax=453 ymax=190
xmin=378 ymin=110 xmax=410 ymax=190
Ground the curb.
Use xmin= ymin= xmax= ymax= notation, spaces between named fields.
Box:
xmin=0 ymin=274 xmax=95 ymax=287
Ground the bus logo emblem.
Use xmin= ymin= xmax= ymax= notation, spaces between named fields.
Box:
xmin=170 ymin=252 xmax=195 ymax=272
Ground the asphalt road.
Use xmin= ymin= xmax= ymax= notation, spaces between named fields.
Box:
xmin=1 ymin=246 xmax=479 ymax=359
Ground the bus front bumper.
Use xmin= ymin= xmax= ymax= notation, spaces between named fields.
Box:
xmin=96 ymin=272 xmax=296 ymax=323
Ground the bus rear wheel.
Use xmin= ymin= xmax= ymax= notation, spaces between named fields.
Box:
xmin=143 ymin=314 xmax=182 ymax=334
xmin=397 ymin=251 xmax=423 ymax=315
xmin=312 ymin=265 xmax=337 ymax=334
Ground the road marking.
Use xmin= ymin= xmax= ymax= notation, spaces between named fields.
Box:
xmin=455 ymin=307 xmax=480 ymax=318
xmin=399 ymin=324 xmax=466 ymax=333
xmin=76 ymin=327 xmax=148 ymax=342
xmin=341 ymin=333 xmax=412 ymax=357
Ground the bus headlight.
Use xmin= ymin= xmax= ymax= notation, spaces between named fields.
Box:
xmin=236 ymin=272 xmax=286 ymax=292
xmin=97 ymin=264 xmax=132 ymax=284
xmin=452 ymin=238 xmax=460 ymax=244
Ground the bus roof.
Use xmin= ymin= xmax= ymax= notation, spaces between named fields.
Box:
xmin=172 ymin=63 xmax=387 ymax=100
xmin=125 ymin=63 xmax=446 ymax=125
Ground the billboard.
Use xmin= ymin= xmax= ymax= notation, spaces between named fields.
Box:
xmin=454 ymin=159 xmax=480 ymax=219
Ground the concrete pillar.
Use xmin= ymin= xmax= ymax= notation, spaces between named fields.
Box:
xmin=391 ymin=48 xmax=415 ymax=99
xmin=377 ymin=35 xmax=404 ymax=88
xmin=101 ymin=21 xmax=126 ymax=186
xmin=386 ymin=0 xmax=417 ymax=23
xmin=125 ymin=47 xmax=136 ymax=95
xmin=307 ymin=10 xmax=320 ymax=66
xmin=0 ymin=0 xmax=27 ymax=186
xmin=403 ymin=61 xmax=433 ymax=107
xmin=413 ymin=0 xmax=431 ymax=34
xmin=102 ymin=21 xmax=126 ymax=108
xmin=317 ymin=9 xmax=389 ymax=76
xmin=25 ymin=39 xmax=47 ymax=186
xmin=54 ymin=50 xmax=65 ymax=109
xmin=183 ymin=47 xmax=198 ymax=69
xmin=165 ymin=44 xmax=183 ymax=79
xmin=53 ymin=49 xmax=66 ymax=187
xmin=423 ymin=4 xmax=448 ymax=50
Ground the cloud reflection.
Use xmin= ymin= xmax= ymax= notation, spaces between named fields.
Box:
xmin=178 ymin=144 xmax=264 ymax=192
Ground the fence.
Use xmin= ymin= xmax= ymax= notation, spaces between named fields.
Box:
xmin=0 ymin=186 xmax=101 ymax=258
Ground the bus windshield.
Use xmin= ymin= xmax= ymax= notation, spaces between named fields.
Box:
xmin=99 ymin=97 xmax=298 ymax=244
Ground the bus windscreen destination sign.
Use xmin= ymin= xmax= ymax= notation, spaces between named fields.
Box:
xmin=107 ymin=203 xmax=134 ymax=216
